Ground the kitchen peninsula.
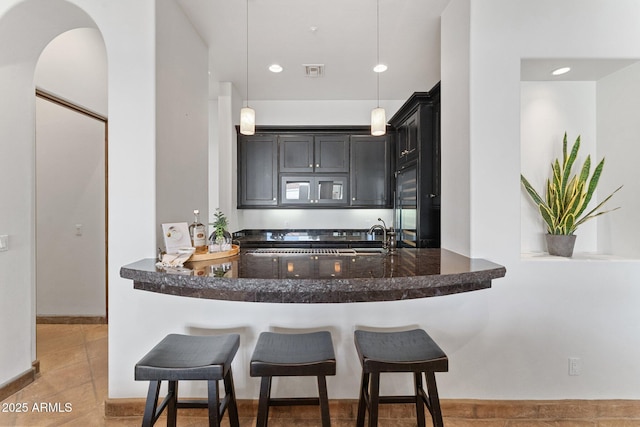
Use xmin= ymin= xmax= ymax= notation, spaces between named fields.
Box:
xmin=120 ymin=248 xmax=506 ymax=303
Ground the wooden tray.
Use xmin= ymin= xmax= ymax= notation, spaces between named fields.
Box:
xmin=189 ymin=244 xmax=240 ymax=262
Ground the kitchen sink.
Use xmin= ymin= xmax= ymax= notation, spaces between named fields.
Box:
xmin=245 ymin=248 xmax=386 ymax=256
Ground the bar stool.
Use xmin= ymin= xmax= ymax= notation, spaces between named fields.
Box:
xmin=354 ymin=329 xmax=448 ymax=427
xmin=250 ymin=331 xmax=336 ymax=427
xmin=135 ymin=333 xmax=240 ymax=427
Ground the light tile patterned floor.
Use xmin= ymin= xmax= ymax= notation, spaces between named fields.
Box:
xmin=1 ymin=325 xmax=638 ymax=426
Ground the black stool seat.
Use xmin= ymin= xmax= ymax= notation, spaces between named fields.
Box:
xmin=135 ymin=333 xmax=240 ymax=427
xmin=354 ymin=329 xmax=448 ymax=427
xmin=250 ymin=331 xmax=336 ymax=427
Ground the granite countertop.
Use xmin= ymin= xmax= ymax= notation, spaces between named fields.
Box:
xmin=120 ymin=248 xmax=506 ymax=303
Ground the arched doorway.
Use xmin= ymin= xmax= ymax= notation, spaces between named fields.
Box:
xmin=0 ymin=0 xmax=106 ymax=398
xmin=35 ymin=28 xmax=108 ymax=324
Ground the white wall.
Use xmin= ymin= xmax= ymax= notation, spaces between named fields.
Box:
xmin=597 ymin=62 xmax=640 ymax=257
xmin=34 ymin=28 xmax=107 ymax=116
xmin=155 ymin=0 xmax=209 ymax=245
xmin=440 ymin=0 xmax=471 ymax=256
xmin=35 ymin=98 xmax=106 ymax=316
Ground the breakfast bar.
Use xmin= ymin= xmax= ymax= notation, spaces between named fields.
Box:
xmin=120 ymin=248 xmax=506 ymax=303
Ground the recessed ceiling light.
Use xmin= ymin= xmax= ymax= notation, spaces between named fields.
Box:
xmin=551 ymin=67 xmax=571 ymax=76
xmin=373 ymin=64 xmax=388 ymax=73
xmin=269 ymin=64 xmax=283 ymax=73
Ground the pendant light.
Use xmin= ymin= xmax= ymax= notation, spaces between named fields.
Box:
xmin=240 ymin=0 xmax=255 ymax=135
xmin=371 ymin=0 xmax=386 ymax=136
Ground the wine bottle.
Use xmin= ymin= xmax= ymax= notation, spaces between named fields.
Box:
xmin=189 ymin=209 xmax=207 ymax=252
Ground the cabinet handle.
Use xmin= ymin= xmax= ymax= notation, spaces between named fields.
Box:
xmin=316 ymin=164 xmax=319 ymax=168
xmin=352 ymin=197 xmax=356 ymax=201
xmin=309 ymin=164 xmax=313 ymax=167
xmin=273 ymin=198 xmax=277 ymax=201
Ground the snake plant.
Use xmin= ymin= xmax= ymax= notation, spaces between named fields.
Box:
xmin=520 ymin=133 xmax=622 ymax=235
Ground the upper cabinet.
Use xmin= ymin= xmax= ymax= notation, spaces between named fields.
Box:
xmin=279 ymin=134 xmax=349 ymax=173
xmin=350 ymin=135 xmax=393 ymax=207
xmin=238 ymin=127 xmax=392 ymax=209
xmin=238 ymin=134 xmax=278 ymax=206
xmin=396 ymin=110 xmax=419 ymax=167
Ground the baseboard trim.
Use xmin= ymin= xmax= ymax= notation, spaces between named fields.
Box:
xmin=0 ymin=368 xmax=36 ymax=402
xmin=105 ymin=398 xmax=640 ymax=420
xmin=36 ymin=316 xmax=106 ymax=324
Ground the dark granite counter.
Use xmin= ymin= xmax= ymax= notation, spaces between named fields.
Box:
xmin=120 ymin=249 xmax=506 ymax=303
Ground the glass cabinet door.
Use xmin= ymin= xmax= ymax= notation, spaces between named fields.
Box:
xmin=281 ymin=175 xmax=348 ymax=205
xmin=281 ymin=176 xmax=313 ymax=204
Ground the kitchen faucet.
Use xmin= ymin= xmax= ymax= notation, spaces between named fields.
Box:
xmin=368 ymin=218 xmax=397 ymax=253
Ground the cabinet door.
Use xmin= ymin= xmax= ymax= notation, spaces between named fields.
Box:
xmin=315 ymin=175 xmax=348 ymax=205
xmin=238 ymin=135 xmax=278 ymax=207
xmin=350 ymin=135 xmax=392 ymax=207
xmin=279 ymin=135 xmax=314 ymax=172
xmin=314 ymin=135 xmax=349 ymax=172
xmin=397 ymin=110 xmax=418 ymax=166
xmin=396 ymin=166 xmax=418 ymax=247
xmin=281 ymin=176 xmax=314 ymax=204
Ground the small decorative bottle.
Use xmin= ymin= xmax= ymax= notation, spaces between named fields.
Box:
xmin=189 ymin=209 xmax=207 ymax=252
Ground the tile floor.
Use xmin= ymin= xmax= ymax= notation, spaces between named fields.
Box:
xmin=0 ymin=324 xmax=638 ymax=426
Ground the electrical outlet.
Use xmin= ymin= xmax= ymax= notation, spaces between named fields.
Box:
xmin=568 ymin=357 xmax=581 ymax=376
xmin=0 ymin=235 xmax=8 ymax=252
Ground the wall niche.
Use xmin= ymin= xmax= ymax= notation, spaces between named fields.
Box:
xmin=520 ymin=58 xmax=640 ymax=259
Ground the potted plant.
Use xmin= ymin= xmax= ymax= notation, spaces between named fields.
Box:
xmin=208 ymin=208 xmax=232 ymax=252
xmin=520 ymin=133 xmax=622 ymax=257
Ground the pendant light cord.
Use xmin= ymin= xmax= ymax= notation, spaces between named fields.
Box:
xmin=376 ymin=0 xmax=380 ymax=108
xmin=246 ymin=0 xmax=249 ymax=108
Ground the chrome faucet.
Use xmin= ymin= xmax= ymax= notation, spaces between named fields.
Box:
xmin=368 ymin=218 xmax=396 ymax=253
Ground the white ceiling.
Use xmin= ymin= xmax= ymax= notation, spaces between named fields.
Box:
xmin=177 ymin=0 xmax=451 ymax=101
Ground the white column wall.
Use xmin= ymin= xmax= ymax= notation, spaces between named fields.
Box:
xmin=155 ymin=0 xmax=209 ymax=245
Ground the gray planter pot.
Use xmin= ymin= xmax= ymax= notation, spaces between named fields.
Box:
xmin=545 ymin=234 xmax=577 ymax=257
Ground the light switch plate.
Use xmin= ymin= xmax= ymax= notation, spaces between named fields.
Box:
xmin=0 ymin=235 xmax=8 ymax=252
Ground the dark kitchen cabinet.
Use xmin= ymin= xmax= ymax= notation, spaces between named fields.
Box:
xmin=237 ymin=126 xmax=394 ymax=208
xmin=279 ymin=134 xmax=349 ymax=173
xmin=389 ymin=83 xmax=441 ymax=247
xmin=350 ymin=135 xmax=393 ymax=207
xmin=238 ymin=134 xmax=278 ymax=207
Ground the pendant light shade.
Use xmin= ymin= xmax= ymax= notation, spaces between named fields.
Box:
xmin=371 ymin=0 xmax=386 ymax=136
xmin=240 ymin=0 xmax=255 ymax=136
xmin=240 ymin=107 xmax=255 ymax=135
xmin=371 ymin=107 xmax=386 ymax=136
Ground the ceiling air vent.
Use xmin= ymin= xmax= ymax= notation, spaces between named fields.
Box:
xmin=304 ymin=64 xmax=325 ymax=77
